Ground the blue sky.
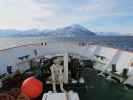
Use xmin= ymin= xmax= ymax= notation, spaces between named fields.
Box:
xmin=0 ymin=0 xmax=133 ymax=34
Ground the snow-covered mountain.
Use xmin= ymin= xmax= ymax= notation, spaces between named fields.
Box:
xmin=0 ymin=25 xmax=95 ymax=37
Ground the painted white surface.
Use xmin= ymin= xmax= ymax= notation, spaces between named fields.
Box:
xmin=124 ymin=76 xmax=133 ymax=86
xmin=64 ymin=53 xmax=68 ymax=83
xmin=42 ymin=93 xmax=67 ymax=100
xmin=68 ymin=91 xmax=80 ymax=100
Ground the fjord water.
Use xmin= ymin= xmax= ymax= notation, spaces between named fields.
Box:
xmin=0 ymin=36 xmax=133 ymax=50
xmin=0 ymin=37 xmax=50 ymax=49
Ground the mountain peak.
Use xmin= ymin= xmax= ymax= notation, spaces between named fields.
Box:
xmin=64 ymin=24 xmax=89 ymax=31
xmin=70 ymin=24 xmax=85 ymax=28
xmin=0 ymin=24 xmax=96 ymax=37
xmin=52 ymin=24 xmax=95 ymax=37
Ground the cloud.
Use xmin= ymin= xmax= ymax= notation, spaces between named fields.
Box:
xmin=0 ymin=0 xmax=56 ymax=29
xmin=0 ymin=0 xmax=133 ymax=34
xmin=78 ymin=0 xmax=133 ymax=17
xmin=31 ymin=0 xmax=98 ymax=28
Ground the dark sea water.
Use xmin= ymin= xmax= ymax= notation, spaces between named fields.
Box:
xmin=0 ymin=36 xmax=133 ymax=51
xmin=56 ymin=36 xmax=133 ymax=51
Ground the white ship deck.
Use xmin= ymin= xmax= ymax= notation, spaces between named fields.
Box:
xmin=0 ymin=41 xmax=133 ymax=86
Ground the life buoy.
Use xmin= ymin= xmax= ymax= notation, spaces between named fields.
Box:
xmin=21 ymin=76 xmax=43 ymax=99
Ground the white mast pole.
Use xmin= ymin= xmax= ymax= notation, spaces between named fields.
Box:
xmin=64 ymin=53 xmax=68 ymax=84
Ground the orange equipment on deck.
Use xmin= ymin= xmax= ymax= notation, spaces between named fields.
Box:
xmin=21 ymin=76 xmax=43 ymax=99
